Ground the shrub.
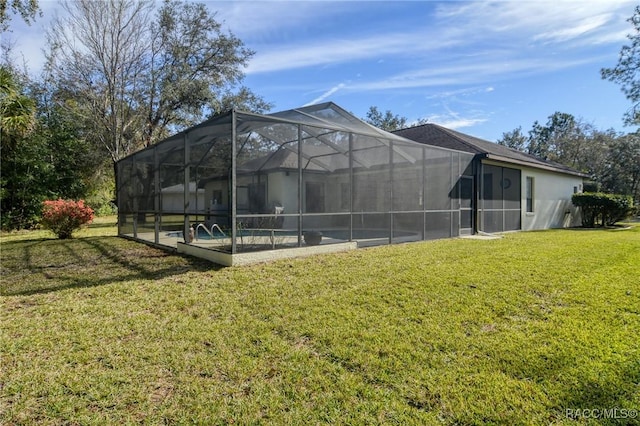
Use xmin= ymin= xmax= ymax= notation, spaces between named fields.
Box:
xmin=603 ymin=194 xmax=636 ymax=225
xmin=90 ymin=200 xmax=117 ymax=217
xmin=572 ymin=193 xmax=635 ymax=227
xmin=85 ymin=178 xmax=118 ymax=216
xmin=41 ymin=199 xmax=94 ymax=239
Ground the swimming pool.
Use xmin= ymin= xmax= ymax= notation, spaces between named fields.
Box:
xmin=166 ymin=228 xmax=417 ymax=241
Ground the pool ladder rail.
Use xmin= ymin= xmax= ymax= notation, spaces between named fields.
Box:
xmin=194 ymin=223 xmax=227 ymax=240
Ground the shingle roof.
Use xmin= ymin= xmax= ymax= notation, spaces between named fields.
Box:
xmin=394 ymin=123 xmax=588 ymax=177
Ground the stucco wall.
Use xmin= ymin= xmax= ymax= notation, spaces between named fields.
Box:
xmin=161 ymin=188 xmax=205 ymax=213
xmin=268 ymin=172 xmax=298 ymax=228
xmin=267 ymin=170 xmax=351 ymax=229
xmin=519 ymin=166 xmax=583 ymax=230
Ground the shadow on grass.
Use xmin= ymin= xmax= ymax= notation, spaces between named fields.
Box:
xmin=84 ymin=221 xmax=118 ymax=229
xmin=2 ymin=236 xmax=220 ymax=297
xmin=565 ymin=226 xmax=635 ymax=232
xmin=494 ymin=336 xmax=640 ymax=423
xmin=555 ymin=359 xmax=640 ymax=423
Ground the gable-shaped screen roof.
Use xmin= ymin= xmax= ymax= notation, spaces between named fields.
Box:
xmin=394 ymin=123 xmax=587 ymax=177
xmin=118 ymin=102 xmax=425 ymax=166
xmin=263 ymin=102 xmax=411 ymax=142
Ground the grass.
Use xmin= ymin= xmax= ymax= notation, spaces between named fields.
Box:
xmin=1 ymin=217 xmax=639 ymax=425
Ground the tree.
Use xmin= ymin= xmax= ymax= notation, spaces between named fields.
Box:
xmin=0 ymin=0 xmax=40 ymax=32
xmin=526 ymin=112 xmax=586 ymax=164
xmin=600 ymin=131 xmax=640 ymax=201
xmin=576 ymin=127 xmax=616 ymax=189
xmin=45 ymin=0 xmax=154 ymax=162
xmin=601 ymin=5 xmax=640 ymax=126
xmin=364 ymin=106 xmax=408 ymax=131
xmin=209 ymin=86 xmax=272 ymax=119
xmin=497 ymin=126 xmax=527 ymax=151
xmin=525 ymin=113 xmax=620 ymax=179
xmin=45 ymin=0 xmax=268 ymax=163
xmin=140 ymin=0 xmax=265 ymax=145
xmin=0 ymin=65 xmax=40 ymax=229
xmin=500 ymin=112 xmax=639 ymax=204
xmin=504 ymin=112 xmax=617 ymax=175
xmin=0 ymin=65 xmax=35 ymax=143
xmin=35 ymin=94 xmax=100 ymax=201
xmin=1 ymin=60 xmax=105 ymax=230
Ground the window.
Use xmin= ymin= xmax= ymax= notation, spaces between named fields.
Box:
xmin=248 ymin=182 xmax=266 ymax=213
xmin=340 ymin=182 xmax=350 ymax=210
xmin=526 ymin=177 xmax=534 ymax=213
xmin=305 ymin=182 xmax=325 ymax=213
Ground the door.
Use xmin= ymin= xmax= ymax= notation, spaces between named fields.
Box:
xmin=459 ymin=176 xmax=473 ymax=235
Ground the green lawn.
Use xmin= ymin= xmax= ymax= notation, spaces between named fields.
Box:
xmin=1 ymin=218 xmax=639 ymax=425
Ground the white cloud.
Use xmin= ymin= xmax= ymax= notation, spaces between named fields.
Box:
xmin=349 ymin=55 xmax=605 ymax=92
xmin=7 ymin=0 xmax=637 ymax=137
xmin=435 ymin=0 xmax=634 ymax=43
xmin=426 ymin=114 xmax=488 ymax=130
xmin=245 ymin=32 xmax=457 ymax=74
xmin=423 ymin=104 xmax=489 ymax=130
xmin=581 ymin=28 xmax=631 ymax=45
xmin=426 ymin=86 xmax=495 ymax=100
xmin=304 ymin=83 xmax=346 ymax=106
xmin=213 ymin=1 xmax=358 ymax=41
xmin=533 ymin=14 xmax=613 ymax=43
xmin=241 ymin=0 xmax=635 ymax=93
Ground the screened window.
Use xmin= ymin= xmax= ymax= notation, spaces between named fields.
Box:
xmin=526 ymin=177 xmax=534 ymax=213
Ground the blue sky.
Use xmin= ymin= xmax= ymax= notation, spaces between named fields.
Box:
xmin=5 ymin=0 xmax=638 ymax=141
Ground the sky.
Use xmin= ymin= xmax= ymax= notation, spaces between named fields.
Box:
xmin=3 ymin=0 xmax=638 ymax=141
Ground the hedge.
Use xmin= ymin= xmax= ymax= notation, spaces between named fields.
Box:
xmin=571 ymin=192 xmax=635 ymax=228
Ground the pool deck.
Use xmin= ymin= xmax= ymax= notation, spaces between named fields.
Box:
xmin=121 ymin=230 xmax=434 ymax=266
xmin=177 ymin=241 xmax=358 ymax=266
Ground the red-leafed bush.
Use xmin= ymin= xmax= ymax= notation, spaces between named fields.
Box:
xmin=41 ymin=199 xmax=94 ymax=239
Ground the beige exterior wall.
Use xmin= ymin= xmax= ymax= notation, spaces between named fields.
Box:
xmin=519 ymin=166 xmax=583 ymax=230
xmin=161 ymin=188 xmax=206 ymax=213
xmin=267 ymin=171 xmax=298 ymax=228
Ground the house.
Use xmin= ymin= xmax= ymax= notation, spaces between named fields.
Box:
xmin=394 ymin=124 xmax=588 ymax=233
xmin=161 ymin=182 xmax=205 ymax=213
xmin=115 ymin=103 xmax=585 ymax=265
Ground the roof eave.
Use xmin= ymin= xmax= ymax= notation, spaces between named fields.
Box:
xmin=480 ymin=153 xmax=589 ymax=178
